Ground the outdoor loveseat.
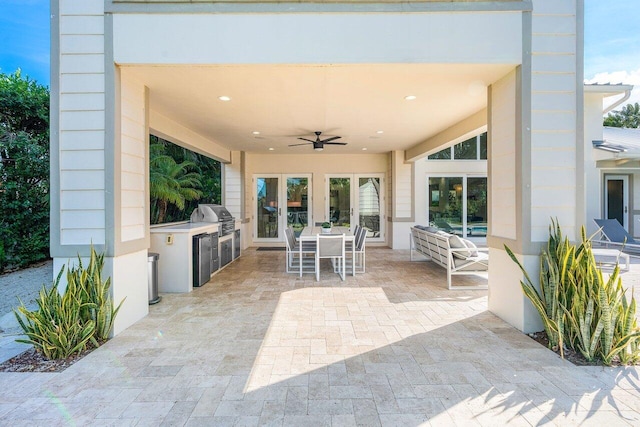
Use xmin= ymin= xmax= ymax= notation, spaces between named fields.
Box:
xmin=410 ymin=226 xmax=488 ymax=290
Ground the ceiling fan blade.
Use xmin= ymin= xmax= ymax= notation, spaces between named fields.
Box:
xmin=320 ymin=136 xmax=341 ymax=143
xmin=289 ymin=142 xmax=312 ymax=147
xmin=297 ymin=137 xmax=316 ymax=143
xmin=324 ymin=142 xmax=348 ymax=146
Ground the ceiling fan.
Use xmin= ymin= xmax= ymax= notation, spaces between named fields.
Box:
xmin=289 ymin=131 xmax=347 ymax=151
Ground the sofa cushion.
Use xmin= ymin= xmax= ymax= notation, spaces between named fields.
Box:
xmin=449 ymin=235 xmax=471 ymax=259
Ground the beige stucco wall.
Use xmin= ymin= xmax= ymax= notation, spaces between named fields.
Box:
xmin=119 ymin=72 xmax=147 ymax=243
xmin=489 ymin=70 xmax=517 ymax=240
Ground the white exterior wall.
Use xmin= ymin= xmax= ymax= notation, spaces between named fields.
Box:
xmin=584 ymin=92 xmax=605 ymax=236
xmin=108 ymin=250 xmax=149 ymax=335
xmin=489 ymin=249 xmax=543 ymax=332
xmin=392 ymin=151 xmax=412 ymax=219
xmin=224 ymin=151 xmax=243 ymax=220
xmin=58 ymin=0 xmax=106 ymax=245
xmin=113 ymin=13 xmax=522 ymax=66
xmin=530 ymin=0 xmax=579 ymax=242
xmin=119 ymin=73 xmax=147 ymax=242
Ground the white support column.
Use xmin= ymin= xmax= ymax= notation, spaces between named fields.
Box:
xmin=488 ymin=2 xmax=581 ymax=333
xmin=51 ymin=0 xmax=149 ymax=335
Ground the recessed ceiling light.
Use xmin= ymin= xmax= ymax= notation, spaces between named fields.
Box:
xmin=376 ymin=130 xmax=384 ymax=134
xmin=218 ymin=96 xmax=231 ymax=101
xmin=362 ymin=148 xmax=368 ymax=151
xmin=268 ymin=147 xmax=275 ymax=151
xmin=404 ymin=95 xmax=417 ymax=101
xmin=252 ymin=131 xmax=260 ymax=135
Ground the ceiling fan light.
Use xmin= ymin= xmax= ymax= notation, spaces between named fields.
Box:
xmin=314 ymin=147 xmax=324 ymax=152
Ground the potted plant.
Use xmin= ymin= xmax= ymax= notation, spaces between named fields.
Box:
xmin=321 ymin=222 xmax=332 ymax=233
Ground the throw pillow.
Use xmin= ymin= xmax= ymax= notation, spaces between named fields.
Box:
xmin=462 ymin=239 xmax=479 ymax=257
xmin=449 ymin=235 xmax=471 ymax=259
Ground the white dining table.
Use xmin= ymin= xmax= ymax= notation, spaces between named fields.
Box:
xmin=298 ymin=226 xmax=356 ymax=276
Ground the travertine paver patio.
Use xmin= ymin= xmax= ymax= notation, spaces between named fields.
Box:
xmin=1 ymin=247 xmax=640 ymax=426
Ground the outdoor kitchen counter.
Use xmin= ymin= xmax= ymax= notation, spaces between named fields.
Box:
xmin=150 ymin=222 xmax=220 ymax=293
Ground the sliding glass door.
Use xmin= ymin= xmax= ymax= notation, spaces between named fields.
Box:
xmin=254 ymin=174 xmax=311 ymax=242
xmin=428 ymin=175 xmax=487 ymax=238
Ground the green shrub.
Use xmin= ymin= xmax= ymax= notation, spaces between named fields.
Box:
xmin=14 ymin=246 xmax=124 ymax=359
xmin=0 ymin=71 xmax=50 ymax=272
xmin=506 ymin=220 xmax=640 ymax=365
xmin=14 ymin=268 xmax=96 ymax=359
xmin=68 ymin=247 xmax=124 ymax=341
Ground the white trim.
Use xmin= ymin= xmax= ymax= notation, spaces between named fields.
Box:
xmin=325 ymin=173 xmax=386 ymax=243
xmin=426 ymin=173 xmax=488 ymax=239
xmin=253 ymin=174 xmax=313 ymax=243
xmin=604 ymin=175 xmax=629 ymax=230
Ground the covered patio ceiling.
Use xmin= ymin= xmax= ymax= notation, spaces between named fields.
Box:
xmin=124 ymin=63 xmax=514 ymax=155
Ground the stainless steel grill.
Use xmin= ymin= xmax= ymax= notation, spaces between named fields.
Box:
xmin=191 ymin=204 xmax=236 ymax=236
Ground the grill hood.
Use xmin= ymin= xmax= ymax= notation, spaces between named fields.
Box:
xmin=190 ymin=204 xmax=234 ymax=223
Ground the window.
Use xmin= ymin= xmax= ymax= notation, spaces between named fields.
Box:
xmin=427 ymin=132 xmax=488 ymax=161
xmin=428 ymin=175 xmax=487 ymax=238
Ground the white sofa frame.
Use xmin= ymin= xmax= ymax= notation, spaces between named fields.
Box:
xmin=410 ymin=227 xmax=488 ymax=290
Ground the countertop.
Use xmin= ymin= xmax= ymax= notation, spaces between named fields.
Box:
xmin=150 ymin=222 xmax=219 ymax=233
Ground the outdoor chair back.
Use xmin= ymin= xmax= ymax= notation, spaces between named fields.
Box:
xmin=316 ymin=234 xmax=345 ymax=281
xmin=594 ymin=219 xmax=639 ymax=244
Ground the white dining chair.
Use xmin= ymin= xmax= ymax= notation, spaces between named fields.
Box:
xmin=315 ymin=233 xmax=345 ymax=281
xmin=285 ymin=227 xmax=316 ymax=277
xmin=345 ymin=226 xmax=366 ymax=274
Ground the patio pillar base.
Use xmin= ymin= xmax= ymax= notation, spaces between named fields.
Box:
xmin=488 ymin=247 xmax=543 ymax=334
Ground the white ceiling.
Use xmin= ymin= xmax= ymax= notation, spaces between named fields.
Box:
xmin=124 ymin=63 xmax=514 ymax=154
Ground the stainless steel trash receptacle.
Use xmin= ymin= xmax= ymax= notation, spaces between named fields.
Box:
xmin=148 ymin=252 xmax=161 ymax=304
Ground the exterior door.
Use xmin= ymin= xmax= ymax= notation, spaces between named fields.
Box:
xmin=605 ymin=175 xmax=629 ymax=230
xmin=254 ymin=174 xmax=312 ymax=242
xmin=326 ymin=174 xmax=385 ymax=242
xmin=285 ymin=175 xmax=311 ymax=237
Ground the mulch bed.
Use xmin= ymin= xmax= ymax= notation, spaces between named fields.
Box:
xmin=528 ymin=331 xmax=617 ymax=366
xmin=0 ymin=346 xmax=97 ymax=373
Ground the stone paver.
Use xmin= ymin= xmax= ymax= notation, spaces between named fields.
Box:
xmin=1 ymin=247 xmax=639 ymax=426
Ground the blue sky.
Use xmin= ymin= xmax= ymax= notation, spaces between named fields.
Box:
xmin=0 ymin=1 xmax=638 ymax=103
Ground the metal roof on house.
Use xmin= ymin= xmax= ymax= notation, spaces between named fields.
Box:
xmin=593 ymin=127 xmax=640 ymax=155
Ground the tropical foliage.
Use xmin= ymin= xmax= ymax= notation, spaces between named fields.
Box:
xmin=14 ymin=246 xmax=124 ymax=359
xmin=505 ymin=220 xmax=640 ymax=365
xmin=149 ymin=136 xmax=221 ymax=224
xmin=0 ymin=70 xmax=50 ymax=271
xmin=604 ymin=102 xmax=640 ymax=128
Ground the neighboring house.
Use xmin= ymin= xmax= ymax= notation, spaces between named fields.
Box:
xmin=583 ymin=84 xmax=639 ymax=237
xmin=51 ymin=0 xmax=585 ymax=335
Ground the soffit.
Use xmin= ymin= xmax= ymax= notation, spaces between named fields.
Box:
xmin=124 ymin=63 xmax=513 ymax=154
